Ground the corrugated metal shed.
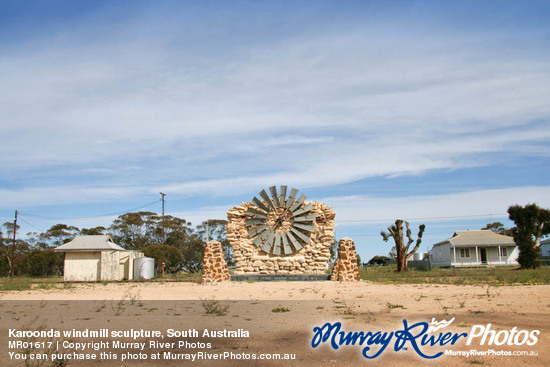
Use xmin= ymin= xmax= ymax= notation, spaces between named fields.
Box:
xmin=54 ymin=235 xmax=125 ymax=252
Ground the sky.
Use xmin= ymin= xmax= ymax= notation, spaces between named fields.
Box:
xmin=1 ymin=0 xmax=549 ymax=261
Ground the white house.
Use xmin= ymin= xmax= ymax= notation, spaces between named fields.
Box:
xmin=54 ymin=235 xmax=144 ymax=281
xmin=429 ymin=230 xmax=518 ymax=267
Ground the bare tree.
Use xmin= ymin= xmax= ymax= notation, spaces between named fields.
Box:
xmin=381 ymin=220 xmax=425 ymax=272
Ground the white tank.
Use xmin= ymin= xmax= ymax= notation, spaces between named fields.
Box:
xmin=413 ymin=252 xmax=425 ymax=261
xmin=134 ymin=257 xmax=155 ymax=280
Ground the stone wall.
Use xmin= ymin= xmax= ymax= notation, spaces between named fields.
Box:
xmin=227 ymin=201 xmax=335 ymax=274
xmin=331 ymin=238 xmax=360 ymax=281
xmin=201 ymin=240 xmax=230 ymax=283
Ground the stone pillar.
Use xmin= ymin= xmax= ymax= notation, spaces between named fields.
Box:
xmin=202 ymin=241 xmax=230 ymax=284
xmin=331 ymin=238 xmax=360 ymax=281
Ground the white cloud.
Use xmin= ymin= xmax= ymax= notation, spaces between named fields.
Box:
xmin=1 ymin=20 xmax=549 ymax=176
xmin=321 ymin=186 xmax=550 ymax=225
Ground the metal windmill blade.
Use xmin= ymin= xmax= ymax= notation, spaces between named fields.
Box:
xmin=246 ymin=218 xmax=266 ymax=229
xmin=279 ymin=185 xmax=288 ymax=207
xmin=272 ymin=234 xmax=282 ymax=256
xmin=285 ymin=188 xmax=299 ymax=209
xmin=292 ymin=203 xmax=313 ymax=216
xmin=293 ymin=222 xmax=315 ymax=232
xmin=254 ymin=228 xmax=271 ymax=248
xmin=259 ymin=189 xmax=276 ymax=210
xmin=252 ymin=196 xmax=270 ymax=212
xmin=248 ymin=223 xmax=268 ymax=237
xmin=282 ymin=233 xmax=292 ymax=254
xmin=293 ymin=214 xmax=316 ymax=222
xmin=269 ymin=186 xmax=279 ymax=207
xmin=286 ymin=231 xmax=303 ymax=251
xmin=290 ymin=193 xmax=307 ymax=212
xmin=290 ymin=227 xmax=310 ymax=243
xmin=261 ymin=231 xmax=276 ymax=253
xmin=246 ymin=207 xmax=268 ymax=218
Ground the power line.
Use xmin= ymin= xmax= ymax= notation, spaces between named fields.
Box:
xmin=337 ymin=213 xmax=506 ymax=223
xmin=341 ymin=231 xmax=454 ymax=237
xmin=18 ymin=199 xmax=160 ymax=220
xmin=17 ymin=217 xmax=44 ymax=233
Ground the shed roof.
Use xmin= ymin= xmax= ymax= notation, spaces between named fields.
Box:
xmin=433 ymin=230 xmax=515 ymax=248
xmin=54 ymin=235 xmax=125 ymax=252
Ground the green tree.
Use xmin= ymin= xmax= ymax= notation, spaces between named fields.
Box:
xmin=388 ymin=246 xmax=397 ymax=259
xmin=140 ymin=244 xmax=184 ymax=274
xmin=110 ymin=211 xmax=158 ymax=249
xmin=381 ymin=220 xmax=425 ymax=272
xmin=508 ymin=204 xmax=550 ymax=269
xmin=40 ymin=224 xmax=79 ymax=248
xmin=368 ymin=255 xmax=392 ymax=266
xmin=179 ymin=236 xmax=205 ymax=273
xmin=80 ymin=226 xmax=106 ymax=236
xmin=1 ymin=222 xmax=26 ymax=276
xmin=482 ymin=222 xmax=513 ymax=236
xmin=15 ymin=249 xmax=63 ymax=277
xmin=329 ymin=239 xmax=338 ymax=261
xmin=196 ymin=219 xmax=233 ymax=266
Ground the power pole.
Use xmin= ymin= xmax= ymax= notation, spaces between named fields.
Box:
xmin=10 ymin=210 xmax=17 ymax=278
xmin=160 ymin=192 xmax=166 ymax=278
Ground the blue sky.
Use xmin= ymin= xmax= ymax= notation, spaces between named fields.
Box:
xmin=1 ymin=0 xmax=549 ymax=261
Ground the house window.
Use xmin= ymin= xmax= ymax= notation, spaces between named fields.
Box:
xmin=460 ymin=248 xmax=470 ymax=258
xmin=500 ymin=247 xmax=507 ymax=257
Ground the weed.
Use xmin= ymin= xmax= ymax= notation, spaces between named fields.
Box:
xmin=201 ymin=297 xmax=230 ymax=316
xmin=340 ymin=300 xmax=356 ymax=315
xmin=128 ymin=291 xmax=142 ymax=307
xmin=386 ymin=303 xmax=406 ymax=311
xmin=459 ymin=301 xmax=466 ymax=308
xmin=272 ymin=307 xmax=291 ymax=313
xmin=94 ymin=301 xmax=106 ymax=313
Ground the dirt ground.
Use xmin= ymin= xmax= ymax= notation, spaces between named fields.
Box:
xmin=1 ymin=281 xmax=549 ymax=366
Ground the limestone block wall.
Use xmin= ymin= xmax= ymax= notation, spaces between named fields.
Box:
xmin=202 ymin=240 xmax=231 ymax=283
xmin=331 ymin=238 xmax=360 ymax=281
xmin=100 ymin=251 xmax=121 ymax=281
xmin=227 ymin=201 xmax=335 ymax=275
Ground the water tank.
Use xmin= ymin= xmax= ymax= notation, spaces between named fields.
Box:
xmin=413 ymin=252 xmax=425 ymax=261
xmin=134 ymin=257 xmax=155 ymax=280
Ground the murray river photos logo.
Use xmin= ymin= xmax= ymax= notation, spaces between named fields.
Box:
xmin=311 ymin=318 xmax=540 ymax=359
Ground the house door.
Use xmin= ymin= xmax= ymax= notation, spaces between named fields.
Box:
xmin=480 ymin=248 xmax=487 ymax=264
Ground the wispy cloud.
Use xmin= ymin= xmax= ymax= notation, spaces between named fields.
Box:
xmin=322 ymin=186 xmax=550 ymax=225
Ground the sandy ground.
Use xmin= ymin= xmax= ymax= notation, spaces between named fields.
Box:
xmin=1 ymin=281 xmax=549 ymax=366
